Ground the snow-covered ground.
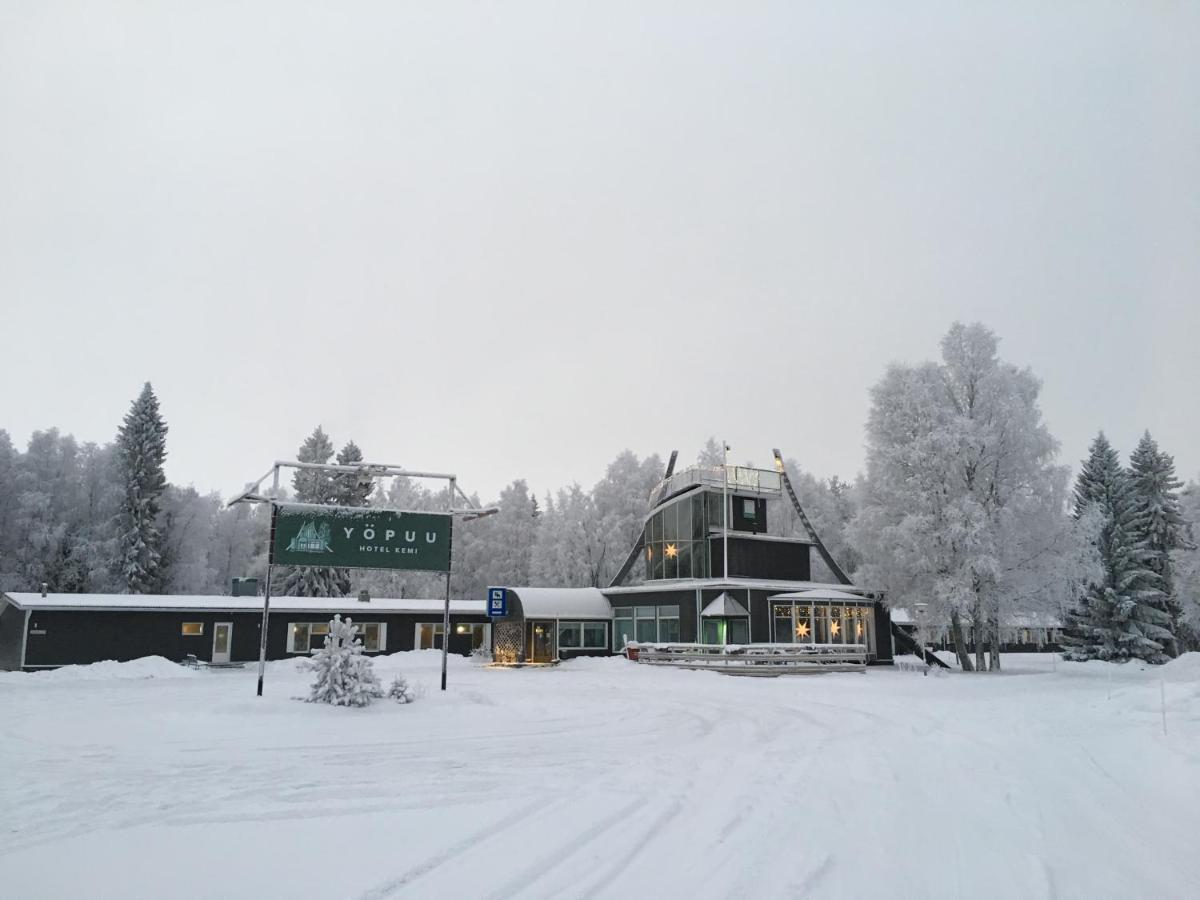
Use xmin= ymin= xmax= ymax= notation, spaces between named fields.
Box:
xmin=2 ymin=652 xmax=1198 ymax=900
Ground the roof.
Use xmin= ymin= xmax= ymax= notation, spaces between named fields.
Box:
xmin=2 ymin=592 xmax=486 ymax=615
xmin=605 ymin=578 xmax=872 ymax=596
xmin=508 ymin=587 xmax=611 ymax=619
xmin=889 ymin=607 xmax=1063 ymax=629
xmin=770 ymin=588 xmax=871 ymax=602
xmin=700 ymin=591 xmax=751 ymax=617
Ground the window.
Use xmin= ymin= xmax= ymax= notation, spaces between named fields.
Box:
xmin=635 ymin=606 xmax=658 ymax=643
xmin=743 ymin=498 xmax=756 ymax=519
xmin=582 ymin=622 xmax=607 ymax=648
xmin=657 ymin=606 xmax=680 ymax=643
xmin=559 ymin=622 xmax=582 ymax=648
xmin=613 ymin=608 xmax=634 ymax=650
xmin=287 ymin=621 xmax=384 ymax=653
xmin=417 ymin=622 xmax=489 ymax=650
xmin=181 ymin=622 xmax=204 ymax=636
xmin=557 ymin=621 xmax=606 ymax=650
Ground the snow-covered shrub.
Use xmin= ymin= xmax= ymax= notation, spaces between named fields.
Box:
xmin=387 ymin=673 xmax=416 ymax=704
xmin=471 ymin=644 xmax=492 ymax=665
xmin=300 ymin=615 xmax=383 ymax=707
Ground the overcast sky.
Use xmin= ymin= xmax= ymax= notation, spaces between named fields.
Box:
xmin=2 ymin=1 xmax=1197 ymax=502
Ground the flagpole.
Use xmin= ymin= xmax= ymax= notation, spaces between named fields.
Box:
xmin=722 ymin=441 xmax=729 ymax=580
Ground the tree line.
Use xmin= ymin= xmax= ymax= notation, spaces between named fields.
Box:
xmin=2 ymin=327 xmax=1197 ymax=672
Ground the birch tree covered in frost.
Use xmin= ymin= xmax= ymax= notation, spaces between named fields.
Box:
xmin=849 ymin=323 xmax=1094 ymax=671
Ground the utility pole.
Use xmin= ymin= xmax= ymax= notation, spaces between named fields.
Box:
xmin=722 ymin=441 xmax=730 ymax=580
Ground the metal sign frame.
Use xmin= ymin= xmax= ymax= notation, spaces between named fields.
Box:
xmin=228 ymin=459 xmax=496 ymax=697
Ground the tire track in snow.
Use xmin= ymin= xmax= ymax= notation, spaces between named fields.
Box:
xmin=355 ymin=795 xmax=548 ymax=900
xmin=479 ymin=797 xmax=646 ymax=900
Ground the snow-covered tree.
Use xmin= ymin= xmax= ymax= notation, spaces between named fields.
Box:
xmin=115 ymin=383 xmax=169 ymax=593
xmin=531 ymin=484 xmax=605 ymax=586
xmin=696 ymin=437 xmax=725 ymax=467
xmin=387 ymin=673 xmax=416 ymax=703
xmin=848 ymin=322 xmax=1085 ymax=671
xmin=159 ymin=486 xmax=220 ymax=593
xmin=1128 ymin=432 xmax=1187 ymax=655
xmin=301 ymin=615 xmax=383 ymax=707
xmin=454 ymin=479 xmax=537 ymax=600
xmin=1061 ymin=433 xmax=1173 ymax=663
xmin=282 ymin=426 xmax=343 ymax=597
xmin=591 ymin=450 xmax=663 ymax=586
xmin=331 ymin=440 xmax=372 ymax=595
xmin=1173 ymin=479 xmax=1200 ymax=646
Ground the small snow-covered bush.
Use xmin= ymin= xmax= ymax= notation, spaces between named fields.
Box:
xmin=387 ymin=673 xmax=416 ymax=704
xmin=470 ymin=644 xmax=492 ymax=665
xmin=300 ymin=615 xmax=383 ymax=708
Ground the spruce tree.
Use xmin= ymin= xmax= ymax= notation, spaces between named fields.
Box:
xmin=116 ymin=383 xmax=168 ymax=593
xmin=282 ymin=427 xmax=341 ymax=597
xmin=1129 ymin=432 xmax=1186 ymax=655
xmin=301 ymin=615 xmax=383 ymax=707
xmin=1062 ymin=433 xmax=1172 ymax=662
xmin=331 ymin=440 xmax=372 ymax=595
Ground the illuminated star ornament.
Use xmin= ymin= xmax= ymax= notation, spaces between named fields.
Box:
xmin=830 ymin=620 xmax=840 ymax=637
xmin=795 ymin=622 xmax=810 ymax=639
xmin=665 ymin=543 xmax=678 ymax=558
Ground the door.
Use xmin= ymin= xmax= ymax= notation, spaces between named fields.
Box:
xmin=528 ymin=621 xmax=555 ymax=663
xmin=212 ymin=622 xmax=233 ymax=664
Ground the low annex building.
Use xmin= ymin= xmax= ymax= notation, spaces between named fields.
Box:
xmin=0 ymin=592 xmax=490 ymax=671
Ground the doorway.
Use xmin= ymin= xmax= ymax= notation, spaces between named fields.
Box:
xmin=212 ymin=622 xmax=233 ymax=664
xmin=527 ymin=620 xmax=555 ymax=663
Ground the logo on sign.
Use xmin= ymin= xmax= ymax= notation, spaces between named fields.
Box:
xmin=487 ymin=587 xmax=508 ymax=617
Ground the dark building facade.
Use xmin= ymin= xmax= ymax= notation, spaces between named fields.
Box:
xmin=489 ymin=463 xmax=894 ymax=665
xmin=0 ymin=593 xmax=490 ymax=671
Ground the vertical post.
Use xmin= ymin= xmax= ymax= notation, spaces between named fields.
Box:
xmin=440 ymin=476 xmax=456 ymax=692
xmin=722 ymin=441 xmax=729 ymax=580
xmin=256 ymin=502 xmax=278 ymax=697
xmin=256 ymin=562 xmax=273 ymax=697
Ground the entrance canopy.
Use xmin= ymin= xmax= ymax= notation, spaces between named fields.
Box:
xmin=701 ymin=591 xmax=750 ymax=618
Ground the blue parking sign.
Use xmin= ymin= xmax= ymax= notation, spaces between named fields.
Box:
xmin=487 ymin=587 xmax=508 ymax=618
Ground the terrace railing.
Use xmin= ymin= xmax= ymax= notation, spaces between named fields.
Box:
xmin=632 ymin=642 xmax=868 ymax=675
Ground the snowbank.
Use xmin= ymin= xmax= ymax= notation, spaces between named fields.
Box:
xmin=1161 ymin=651 xmax=1200 ymax=683
xmin=0 ymin=655 xmax=199 ymax=683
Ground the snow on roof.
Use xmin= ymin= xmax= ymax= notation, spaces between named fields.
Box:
xmin=700 ymin=592 xmax=751 ymax=617
xmin=2 ymin=592 xmax=485 ymax=615
xmin=888 ymin=607 xmax=1063 ymax=629
xmin=770 ymin=588 xmax=871 ymax=602
xmin=509 ymin=587 xmax=611 ymax=619
xmin=605 ymin=578 xmax=871 ymax=595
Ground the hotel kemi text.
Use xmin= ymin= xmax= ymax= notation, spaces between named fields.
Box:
xmin=345 ymin=524 xmax=440 ymax=555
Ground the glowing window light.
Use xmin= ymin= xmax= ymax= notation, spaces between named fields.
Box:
xmin=665 ymin=543 xmax=678 ymax=558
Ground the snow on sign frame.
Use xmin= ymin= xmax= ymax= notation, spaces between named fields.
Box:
xmin=270 ymin=503 xmax=453 ymax=572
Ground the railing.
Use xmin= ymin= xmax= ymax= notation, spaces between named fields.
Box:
xmin=632 ymin=642 xmax=868 ymax=675
xmin=649 ymin=465 xmax=783 ymax=507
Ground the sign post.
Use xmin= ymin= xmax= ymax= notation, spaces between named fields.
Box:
xmin=440 ymin=477 xmax=455 ymax=693
xmin=259 ymin=502 xmax=454 ymax=697
xmin=228 ymin=459 xmax=496 ymax=698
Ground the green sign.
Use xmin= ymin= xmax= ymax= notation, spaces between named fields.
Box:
xmin=271 ymin=504 xmax=452 ymax=572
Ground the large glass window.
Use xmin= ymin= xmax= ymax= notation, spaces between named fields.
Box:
xmin=559 ymin=622 xmax=582 ymax=648
xmin=635 ymin=606 xmax=658 ymax=643
xmin=582 ymin=622 xmax=607 ymax=648
xmin=613 ymin=607 xmax=635 ymax=650
xmin=658 ymin=606 xmax=680 ymax=642
xmin=773 ymin=604 xmax=793 ymax=644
